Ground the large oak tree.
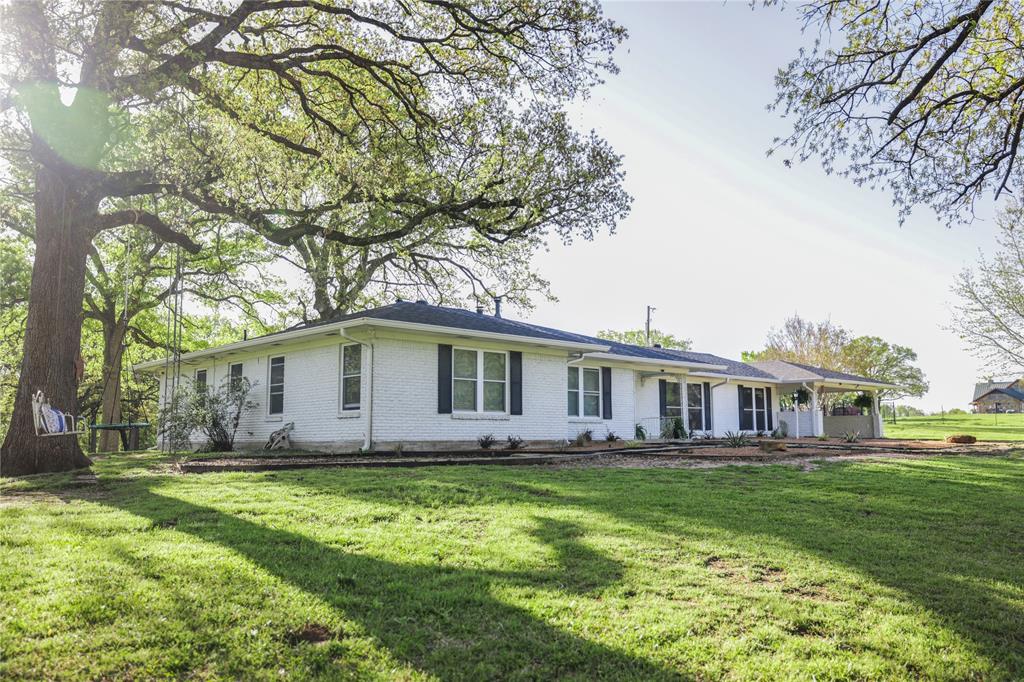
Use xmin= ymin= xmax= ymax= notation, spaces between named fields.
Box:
xmin=773 ymin=0 xmax=1024 ymax=223
xmin=0 ymin=1 xmax=628 ymax=476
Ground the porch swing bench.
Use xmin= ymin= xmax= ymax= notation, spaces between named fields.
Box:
xmin=31 ymin=390 xmax=88 ymax=437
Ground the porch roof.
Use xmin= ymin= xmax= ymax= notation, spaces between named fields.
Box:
xmin=747 ymin=360 xmax=896 ymax=391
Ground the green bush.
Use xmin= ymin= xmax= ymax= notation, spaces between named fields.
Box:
xmin=159 ymin=376 xmax=257 ymax=452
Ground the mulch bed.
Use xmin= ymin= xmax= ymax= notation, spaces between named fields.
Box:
xmin=176 ymin=439 xmax=1020 ymax=474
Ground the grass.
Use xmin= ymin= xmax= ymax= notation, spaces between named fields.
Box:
xmin=2 ymin=452 xmax=1023 ymax=680
xmin=884 ymin=412 xmax=1024 ymax=441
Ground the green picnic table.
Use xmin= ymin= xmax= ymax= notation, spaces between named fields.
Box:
xmin=89 ymin=422 xmax=150 ymax=452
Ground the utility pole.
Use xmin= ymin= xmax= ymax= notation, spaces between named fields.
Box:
xmin=645 ymin=305 xmax=656 ymax=346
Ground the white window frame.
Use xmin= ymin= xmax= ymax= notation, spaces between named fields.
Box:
xmin=568 ymin=366 xmax=603 ymax=418
xmin=194 ymin=368 xmax=208 ymax=391
xmin=340 ymin=343 xmax=361 ymax=412
xmin=663 ymin=380 xmax=683 ymax=419
xmin=267 ymin=355 xmax=285 ymax=416
xmin=686 ymin=382 xmax=705 ymax=432
xmin=452 ymin=347 xmax=509 ymax=414
xmin=754 ymin=387 xmax=767 ymax=431
xmin=740 ymin=386 xmax=768 ymax=431
xmin=228 ymin=362 xmax=243 ymax=390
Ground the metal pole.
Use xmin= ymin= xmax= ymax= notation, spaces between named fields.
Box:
xmin=645 ymin=305 xmax=655 ymax=346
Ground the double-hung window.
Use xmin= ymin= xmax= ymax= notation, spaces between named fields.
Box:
xmin=664 ymin=381 xmax=682 ymax=419
xmin=341 ymin=344 xmax=361 ymax=411
xmin=453 ymin=348 xmax=507 ymax=413
xmin=739 ymin=386 xmax=767 ymax=431
xmin=195 ymin=369 xmax=208 ymax=391
xmin=268 ymin=356 xmax=285 ymax=415
xmin=229 ymin=362 xmax=243 ymax=391
xmin=568 ymin=367 xmax=601 ymax=417
xmin=687 ymin=383 xmax=704 ymax=432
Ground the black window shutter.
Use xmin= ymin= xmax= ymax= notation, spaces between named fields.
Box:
xmin=766 ymin=387 xmax=774 ymax=430
xmin=437 ymin=344 xmax=452 ymax=414
xmin=703 ymin=382 xmax=712 ymax=431
xmin=510 ymin=351 xmax=523 ymax=415
xmin=738 ymin=384 xmax=752 ymax=430
xmin=659 ymin=379 xmax=667 ymax=417
xmin=601 ymin=367 xmax=612 ymax=419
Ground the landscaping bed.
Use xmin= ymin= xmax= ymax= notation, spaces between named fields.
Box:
xmin=174 ymin=438 xmax=1018 ymax=473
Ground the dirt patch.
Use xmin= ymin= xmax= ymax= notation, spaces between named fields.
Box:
xmin=704 ymin=556 xmax=787 ymax=585
xmin=286 ymin=623 xmax=333 ymax=645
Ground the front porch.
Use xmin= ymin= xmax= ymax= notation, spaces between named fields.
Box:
xmin=748 ymin=360 xmax=896 ymax=440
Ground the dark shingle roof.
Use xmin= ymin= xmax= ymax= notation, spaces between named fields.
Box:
xmin=273 ymin=301 xmax=738 ymax=368
xmin=663 ymin=349 xmax=778 ymax=380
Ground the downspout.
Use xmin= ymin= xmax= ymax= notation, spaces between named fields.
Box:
xmin=340 ymin=329 xmax=374 ymax=451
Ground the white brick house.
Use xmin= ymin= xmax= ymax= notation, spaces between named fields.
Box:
xmin=135 ymin=301 xmax=892 ymax=450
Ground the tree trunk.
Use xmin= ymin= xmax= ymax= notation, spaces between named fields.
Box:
xmin=0 ymin=169 xmax=94 ymax=476
xmin=97 ymin=320 xmax=126 ymax=453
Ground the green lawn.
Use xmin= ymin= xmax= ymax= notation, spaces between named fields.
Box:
xmin=884 ymin=412 xmax=1024 ymax=441
xmin=2 ymin=453 xmax=1023 ymax=680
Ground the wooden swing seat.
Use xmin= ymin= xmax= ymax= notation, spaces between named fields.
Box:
xmin=31 ymin=391 xmax=87 ymax=437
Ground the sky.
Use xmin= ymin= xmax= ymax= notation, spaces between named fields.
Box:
xmin=515 ymin=1 xmax=1006 ymax=412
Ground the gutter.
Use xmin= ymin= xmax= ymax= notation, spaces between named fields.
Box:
xmin=133 ymin=318 xmax=611 ymax=372
xmin=579 ymin=351 xmax=727 ymax=372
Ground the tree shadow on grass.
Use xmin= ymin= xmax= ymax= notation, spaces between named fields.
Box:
xmin=93 ymin=485 xmax=677 ymax=680
xmin=285 ymin=458 xmax=1024 ymax=677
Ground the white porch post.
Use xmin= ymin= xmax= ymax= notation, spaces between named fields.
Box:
xmin=811 ymin=386 xmax=823 ymax=437
xmin=681 ymin=374 xmax=687 ymax=432
xmin=793 ymin=391 xmax=800 ymax=439
xmin=872 ymin=391 xmax=884 ymax=439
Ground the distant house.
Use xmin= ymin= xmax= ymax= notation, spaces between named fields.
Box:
xmin=971 ymin=379 xmax=1024 ymax=413
xmin=135 ymin=301 xmax=894 ymax=451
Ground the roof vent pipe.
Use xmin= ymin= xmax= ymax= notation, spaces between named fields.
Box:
xmin=243 ymin=329 xmax=248 ymax=341
xmin=493 ymin=296 xmax=503 ymax=318
xmin=652 ymin=343 xmax=662 ymax=349
xmin=475 ymin=304 xmax=484 ymax=315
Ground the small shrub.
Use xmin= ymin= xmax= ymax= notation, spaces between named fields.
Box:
xmin=506 ymin=435 xmax=525 ymax=450
xmin=393 ymin=442 xmax=405 ymax=454
xmin=817 ymin=434 xmax=830 ymax=441
xmin=605 ymin=431 xmax=620 ymax=442
xmin=661 ymin=417 xmax=685 ymax=440
xmin=634 ymin=423 xmax=647 ymax=440
xmin=841 ymin=431 xmax=860 ymax=443
xmin=159 ymin=376 xmax=257 ymax=452
xmin=945 ymin=434 xmax=977 ymax=444
xmin=756 ymin=430 xmax=767 ymax=439
xmin=774 ymin=421 xmax=789 ymax=438
xmin=723 ymin=431 xmax=749 ymax=448
xmin=580 ymin=428 xmax=594 ymax=443
xmin=573 ymin=432 xmax=588 ymax=447
xmin=477 ymin=434 xmax=497 ymax=449
xmin=624 ymin=440 xmax=642 ymax=449
xmin=701 ymin=431 xmax=715 ymax=440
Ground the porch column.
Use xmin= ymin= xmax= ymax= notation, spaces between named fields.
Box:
xmin=811 ymin=386 xmax=823 ymax=437
xmin=872 ymin=391 xmax=884 ymax=438
xmin=681 ymin=375 xmax=687 ymax=437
